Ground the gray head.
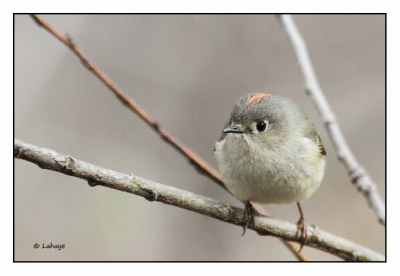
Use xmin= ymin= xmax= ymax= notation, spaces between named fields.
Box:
xmin=223 ymin=93 xmax=318 ymax=146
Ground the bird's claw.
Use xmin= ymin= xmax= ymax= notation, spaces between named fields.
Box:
xmin=242 ymin=201 xmax=254 ymax=236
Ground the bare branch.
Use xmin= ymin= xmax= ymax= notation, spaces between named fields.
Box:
xmin=29 ymin=14 xmax=223 ymax=189
xmin=14 ymin=139 xmax=384 ymax=261
xmin=277 ymin=14 xmax=385 ymax=226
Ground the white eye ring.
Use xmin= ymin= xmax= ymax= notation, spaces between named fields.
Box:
xmin=252 ymin=120 xmax=269 ymax=133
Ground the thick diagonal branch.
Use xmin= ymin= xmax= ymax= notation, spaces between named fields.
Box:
xmin=14 ymin=139 xmax=384 ymax=261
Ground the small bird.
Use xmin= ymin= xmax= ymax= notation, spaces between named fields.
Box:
xmin=214 ymin=93 xmax=326 ymax=247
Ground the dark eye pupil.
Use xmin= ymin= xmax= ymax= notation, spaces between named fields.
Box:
xmin=256 ymin=122 xmax=267 ymax=132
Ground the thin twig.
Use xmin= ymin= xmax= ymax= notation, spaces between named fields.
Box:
xmin=29 ymin=14 xmax=308 ymax=260
xmin=277 ymin=14 xmax=385 ymax=226
xmin=14 ymin=139 xmax=385 ymax=261
xmin=29 ymin=14 xmax=223 ymax=189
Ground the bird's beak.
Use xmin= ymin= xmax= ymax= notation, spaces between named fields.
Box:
xmin=223 ymin=124 xmax=246 ymax=134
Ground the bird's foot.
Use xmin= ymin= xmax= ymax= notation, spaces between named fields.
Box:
xmin=296 ymin=202 xmax=308 ymax=252
xmin=242 ymin=201 xmax=255 ymax=236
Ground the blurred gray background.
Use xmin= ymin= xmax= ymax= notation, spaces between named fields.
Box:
xmin=15 ymin=14 xmax=385 ymax=261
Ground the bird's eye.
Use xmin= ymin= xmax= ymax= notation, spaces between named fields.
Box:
xmin=252 ymin=120 xmax=269 ymax=133
xmin=256 ymin=122 xmax=267 ymax=132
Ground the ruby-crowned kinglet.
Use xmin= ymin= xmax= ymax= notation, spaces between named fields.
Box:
xmin=214 ymin=93 xmax=326 ymax=242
